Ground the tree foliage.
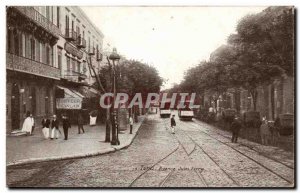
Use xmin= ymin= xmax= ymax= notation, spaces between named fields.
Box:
xmin=96 ymin=59 xmax=163 ymax=100
xmin=173 ymin=6 xmax=294 ymax=110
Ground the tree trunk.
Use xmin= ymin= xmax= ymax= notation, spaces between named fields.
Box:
xmin=234 ymin=88 xmax=241 ymax=113
xmin=250 ymin=89 xmax=258 ymax=111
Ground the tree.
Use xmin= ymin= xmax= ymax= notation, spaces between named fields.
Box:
xmin=170 ymin=6 xmax=294 ymax=112
xmin=86 ymin=55 xmax=113 ymax=143
xmin=226 ymin=6 xmax=294 ymax=110
xmin=97 ymin=58 xmax=163 ymax=115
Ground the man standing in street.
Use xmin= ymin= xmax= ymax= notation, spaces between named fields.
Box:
xmin=171 ymin=115 xmax=176 ymax=134
xmin=51 ymin=115 xmax=59 ymax=140
xmin=129 ymin=115 xmax=134 ymax=134
xmin=78 ymin=113 xmax=85 ymax=134
xmin=62 ymin=114 xmax=71 ymax=140
xmin=231 ymin=115 xmax=242 ymax=143
xmin=42 ymin=115 xmax=51 ymax=139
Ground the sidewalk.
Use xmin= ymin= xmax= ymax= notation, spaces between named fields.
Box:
xmin=193 ymin=119 xmax=294 ymax=169
xmin=7 ymin=115 xmax=146 ymax=166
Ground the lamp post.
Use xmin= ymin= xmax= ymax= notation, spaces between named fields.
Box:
xmin=109 ymin=48 xmax=120 ymax=145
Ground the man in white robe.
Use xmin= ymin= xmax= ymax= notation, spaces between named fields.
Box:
xmin=21 ymin=114 xmax=34 ymax=135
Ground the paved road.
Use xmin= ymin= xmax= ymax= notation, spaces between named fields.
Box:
xmin=7 ymin=113 xmax=294 ymax=188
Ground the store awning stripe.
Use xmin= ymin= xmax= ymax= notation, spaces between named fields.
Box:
xmin=56 ymin=85 xmax=82 ymax=99
xmin=70 ymin=89 xmax=85 ymax=98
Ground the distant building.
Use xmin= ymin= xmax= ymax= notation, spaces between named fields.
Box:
xmin=6 ymin=6 xmax=104 ymax=132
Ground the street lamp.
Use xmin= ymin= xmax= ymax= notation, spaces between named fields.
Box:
xmin=109 ymin=48 xmax=120 ymax=145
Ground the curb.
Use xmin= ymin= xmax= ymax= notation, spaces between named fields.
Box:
xmin=7 ymin=115 xmax=147 ymax=167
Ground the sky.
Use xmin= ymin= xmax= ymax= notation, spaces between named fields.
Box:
xmin=81 ymin=6 xmax=267 ymax=89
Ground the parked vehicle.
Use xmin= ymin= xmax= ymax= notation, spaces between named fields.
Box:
xmin=160 ymin=101 xmax=171 ymax=118
xmin=178 ymin=101 xmax=194 ymax=121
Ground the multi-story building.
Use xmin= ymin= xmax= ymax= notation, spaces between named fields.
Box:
xmin=55 ymin=6 xmax=104 ymax=123
xmin=6 ymin=6 xmax=104 ymax=132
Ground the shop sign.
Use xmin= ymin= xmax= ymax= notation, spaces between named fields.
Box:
xmin=56 ymin=98 xmax=82 ymax=109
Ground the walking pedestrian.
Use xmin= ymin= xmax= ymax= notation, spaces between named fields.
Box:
xmin=42 ymin=116 xmax=50 ymax=139
xmin=42 ymin=116 xmax=50 ymax=128
xmin=260 ymin=118 xmax=270 ymax=145
xmin=129 ymin=115 xmax=133 ymax=134
xmin=51 ymin=115 xmax=60 ymax=139
xmin=268 ymin=121 xmax=278 ymax=146
xmin=230 ymin=116 xmax=242 ymax=143
xmin=78 ymin=113 xmax=85 ymax=134
xmin=171 ymin=115 xmax=176 ymax=134
xmin=62 ymin=114 xmax=71 ymax=140
xmin=21 ymin=111 xmax=34 ymax=135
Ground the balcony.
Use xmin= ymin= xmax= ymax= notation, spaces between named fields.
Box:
xmin=96 ymin=50 xmax=102 ymax=61
xmin=88 ymin=47 xmax=95 ymax=56
xmin=6 ymin=53 xmax=61 ymax=80
xmin=63 ymin=70 xmax=87 ymax=82
xmin=65 ymin=29 xmax=77 ymax=41
xmin=76 ymin=36 xmax=86 ymax=49
xmin=11 ymin=6 xmax=60 ymax=38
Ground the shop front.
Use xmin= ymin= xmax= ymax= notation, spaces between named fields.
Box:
xmin=55 ymin=85 xmax=101 ymax=125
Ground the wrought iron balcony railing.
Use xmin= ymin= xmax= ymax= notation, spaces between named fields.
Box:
xmin=64 ymin=70 xmax=87 ymax=82
xmin=12 ymin=6 xmax=60 ymax=38
xmin=96 ymin=50 xmax=102 ymax=61
xmin=76 ymin=36 xmax=86 ymax=49
xmin=88 ymin=47 xmax=95 ymax=56
xmin=65 ymin=29 xmax=77 ymax=41
xmin=6 ymin=53 xmax=61 ymax=80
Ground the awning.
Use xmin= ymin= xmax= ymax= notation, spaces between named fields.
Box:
xmin=56 ymin=85 xmax=84 ymax=98
xmin=56 ymin=86 xmax=84 ymax=110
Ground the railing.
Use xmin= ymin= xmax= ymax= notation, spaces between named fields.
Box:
xmin=6 ymin=53 xmax=61 ymax=80
xmin=64 ymin=70 xmax=87 ymax=82
xmin=12 ymin=6 xmax=60 ymax=38
xmin=88 ymin=47 xmax=95 ymax=55
xmin=65 ymin=29 xmax=77 ymax=41
xmin=76 ymin=36 xmax=86 ymax=48
xmin=96 ymin=50 xmax=102 ymax=61
xmin=81 ymin=38 xmax=87 ymax=48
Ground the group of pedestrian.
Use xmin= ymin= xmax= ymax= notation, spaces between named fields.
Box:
xmin=230 ymin=115 xmax=281 ymax=145
xmin=22 ymin=111 xmax=86 ymax=141
xmin=41 ymin=114 xmax=71 ymax=140
xmin=259 ymin=116 xmax=280 ymax=145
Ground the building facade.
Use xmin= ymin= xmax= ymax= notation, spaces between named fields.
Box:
xmin=6 ymin=6 xmax=104 ymax=132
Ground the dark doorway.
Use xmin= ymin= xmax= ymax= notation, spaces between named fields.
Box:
xmin=31 ymin=87 xmax=36 ymax=116
xmin=271 ymin=85 xmax=275 ymax=120
xmin=11 ymin=83 xmax=20 ymax=130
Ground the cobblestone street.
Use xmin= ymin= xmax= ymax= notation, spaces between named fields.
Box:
xmin=7 ymin=112 xmax=294 ymax=188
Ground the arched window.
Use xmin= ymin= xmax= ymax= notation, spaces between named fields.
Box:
xmin=31 ymin=38 xmax=35 ymax=60
xmin=46 ymin=46 xmax=50 ymax=65
xmin=66 ymin=56 xmax=70 ymax=71
xmin=14 ymin=30 xmax=19 ymax=55
xmin=19 ymin=33 xmax=23 ymax=56
xmin=7 ymin=28 xmax=13 ymax=53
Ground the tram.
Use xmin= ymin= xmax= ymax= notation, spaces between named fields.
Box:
xmin=178 ymin=101 xmax=194 ymax=121
xmin=160 ymin=101 xmax=171 ymax=118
